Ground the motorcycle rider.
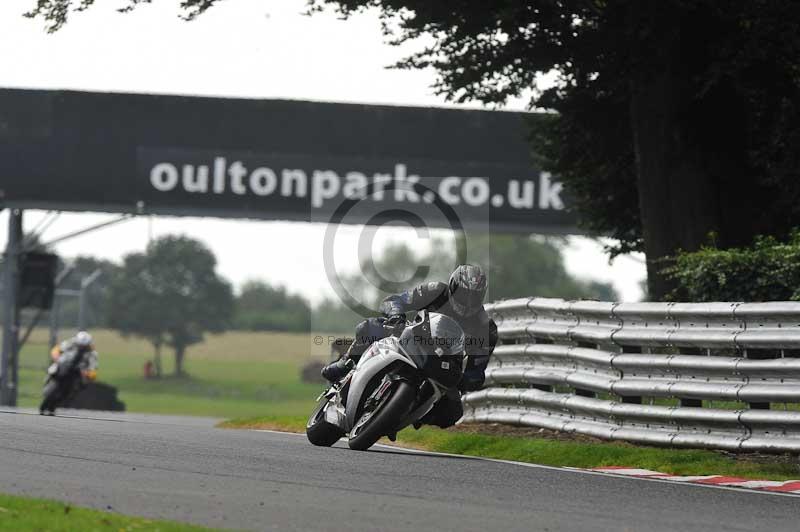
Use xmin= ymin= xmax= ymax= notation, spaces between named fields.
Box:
xmin=41 ymin=331 xmax=99 ymax=415
xmin=321 ymin=264 xmax=498 ymax=428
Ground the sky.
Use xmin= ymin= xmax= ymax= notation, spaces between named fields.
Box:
xmin=0 ymin=0 xmax=647 ymax=303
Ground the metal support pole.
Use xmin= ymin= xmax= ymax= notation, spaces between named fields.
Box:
xmin=46 ymin=288 xmax=79 ymax=362
xmin=45 ymin=264 xmax=74 ymax=359
xmin=78 ymin=286 xmax=87 ymax=332
xmin=1 ymin=209 xmax=23 ymax=406
xmin=40 ymin=215 xmax=131 ymax=249
xmin=78 ymin=269 xmax=102 ymax=331
xmin=48 ymin=296 xmax=60 ymax=359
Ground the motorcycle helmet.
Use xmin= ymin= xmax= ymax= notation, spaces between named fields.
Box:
xmin=448 ymin=264 xmax=488 ymax=317
xmin=75 ymin=331 xmax=93 ymax=348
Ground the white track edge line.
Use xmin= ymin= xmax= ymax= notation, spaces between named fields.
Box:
xmin=254 ymin=429 xmax=800 ymax=499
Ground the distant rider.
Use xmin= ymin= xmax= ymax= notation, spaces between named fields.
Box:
xmin=321 ymin=264 xmax=498 ymax=428
xmin=41 ymin=331 xmax=99 ymax=415
xmin=50 ymin=331 xmax=99 ymax=371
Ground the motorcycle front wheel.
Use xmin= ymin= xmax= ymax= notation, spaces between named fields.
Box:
xmin=348 ymin=381 xmax=415 ymax=451
xmin=306 ymin=397 xmax=345 ymax=447
xmin=39 ymin=379 xmax=62 ymax=414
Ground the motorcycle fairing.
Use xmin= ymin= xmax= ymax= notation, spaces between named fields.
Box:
xmin=345 ymin=337 xmax=418 ymax=431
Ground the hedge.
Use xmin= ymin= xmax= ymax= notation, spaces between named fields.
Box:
xmin=665 ymin=231 xmax=800 ymax=302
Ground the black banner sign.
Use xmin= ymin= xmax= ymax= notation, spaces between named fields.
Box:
xmin=0 ymin=88 xmax=580 ymax=234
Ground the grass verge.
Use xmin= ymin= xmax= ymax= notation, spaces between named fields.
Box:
xmin=0 ymin=493 xmax=217 ymax=531
xmin=16 ymin=329 xmax=332 ymax=419
xmin=221 ymin=416 xmax=800 ymax=481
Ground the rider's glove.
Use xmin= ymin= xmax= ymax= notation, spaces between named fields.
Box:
xmin=383 ymin=314 xmax=406 ymax=337
xmin=379 ymin=298 xmax=405 ymax=319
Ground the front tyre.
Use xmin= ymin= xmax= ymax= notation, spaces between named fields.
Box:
xmin=40 ymin=379 xmax=61 ymax=414
xmin=306 ymin=398 xmax=345 ymax=447
xmin=348 ymin=381 xmax=415 ymax=452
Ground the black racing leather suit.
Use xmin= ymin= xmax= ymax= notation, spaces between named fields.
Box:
xmin=380 ymin=281 xmax=498 ymax=391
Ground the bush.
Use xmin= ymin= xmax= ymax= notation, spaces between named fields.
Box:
xmin=665 ymin=231 xmax=800 ymax=302
xmin=233 ymin=281 xmax=311 ymax=333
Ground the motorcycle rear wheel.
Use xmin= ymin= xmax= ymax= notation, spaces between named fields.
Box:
xmin=306 ymin=398 xmax=345 ymax=447
xmin=348 ymin=381 xmax=415 ymax=451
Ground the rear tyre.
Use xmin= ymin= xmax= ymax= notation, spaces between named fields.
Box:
xmin=348 ymin=381 xmax=415 ymax=452
xmin=306 ymin=398 xmax=345 ymax=447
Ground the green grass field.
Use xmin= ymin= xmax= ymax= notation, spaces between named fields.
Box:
xmin=0 ymin=493 xmax=218 ymax=531
xmin=16 ymin=328 xmax=332 ymax=419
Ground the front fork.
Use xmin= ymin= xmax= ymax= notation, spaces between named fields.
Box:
xmin=363 ymin=372 xmax=440 ymax=434
xmin=397 ymin=380 xmax=444 ymax=430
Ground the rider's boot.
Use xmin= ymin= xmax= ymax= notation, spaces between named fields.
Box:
xmin=321 ymin=358 xmax=354 ymax=384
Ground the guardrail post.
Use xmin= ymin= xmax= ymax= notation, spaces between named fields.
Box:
xmin=619 ymin=345 xmax=642 ymax=405
xmin=679 ymin=347 xmax=703 ymax=407
xmin=742 ymin=348 xmax=772 ymax=410
xmin=573 ymin=340 xmax=598 ymax=398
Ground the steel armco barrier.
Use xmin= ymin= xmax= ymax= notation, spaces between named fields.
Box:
xmin=461 ymin=298 xmax=800 ymax=453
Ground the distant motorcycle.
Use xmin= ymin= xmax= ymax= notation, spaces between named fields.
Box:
xmin=40 ymin=343 xmax=99 ymax=415
xmin=306 ymin=311 xmax=465 ymax=451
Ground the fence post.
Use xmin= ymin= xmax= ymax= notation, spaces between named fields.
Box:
xmin=77 ymin=269 xmax=102 ymax=331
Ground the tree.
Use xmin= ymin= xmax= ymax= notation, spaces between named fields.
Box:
xmin=527 ymin=1 xmax=800 ymax=300
xmin=312 ymin=297 xmax=366 ymax=334
xmin=234 ymin=281 xmax=311 ymax=332
xmin=666 ymin=232 xmax=800 ymax=302
xmin=359 ymin=237 xmax=456 ymax=308
xmin=310 ymin=231 xmax=617 ymax=338
xmin=107 ymin=235 xmax=234 ymax=376
xmin=353 ymin=233 xmax=617 ymax=307
xmin=457 ymin=234 xmax=618 ymax=302
xmin=29 ymin=0 xmax=800 ymax=301
xmin=107 ymin=253 xmax=168 ymax=375
xmin=56 ymin=256 xmax=119 ymax=329
xmin=309 ymin=235 xmax=618 ymax=343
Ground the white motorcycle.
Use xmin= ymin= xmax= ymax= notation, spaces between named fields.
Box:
xmin=306 ymin=311 xmax=466 ymax=451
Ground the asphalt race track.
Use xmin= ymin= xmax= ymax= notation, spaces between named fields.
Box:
xmin=1 ymin=409 xmax=799 ymax=531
